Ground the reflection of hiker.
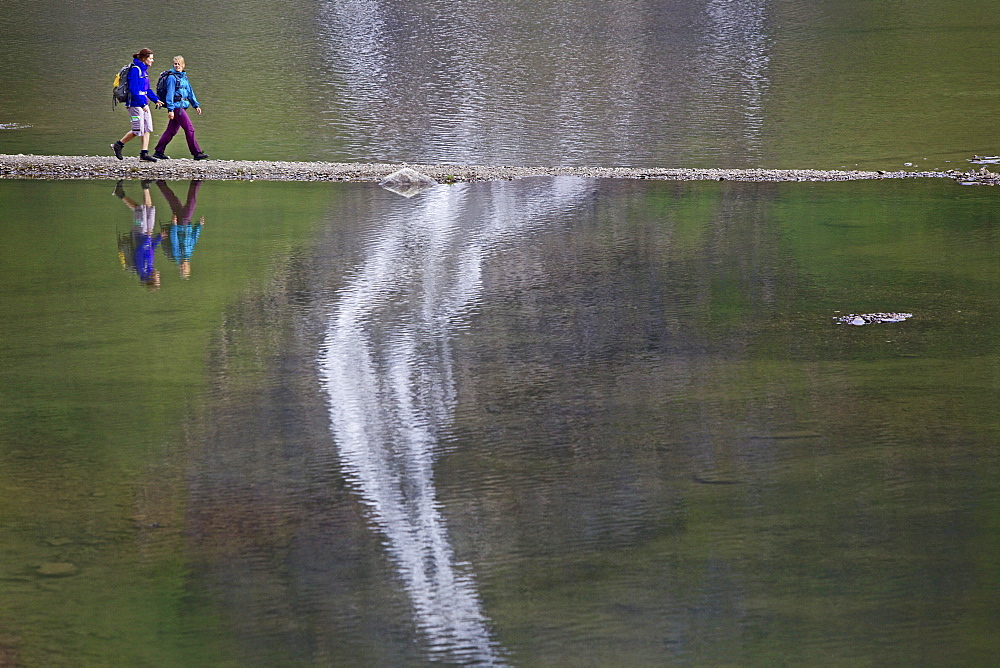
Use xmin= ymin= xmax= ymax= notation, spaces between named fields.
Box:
xmin=111 ymin=49 xmax=164 ymax=162
xmin=157 ymin=180 xmax=205 ymax=279
xmin=114 ymin=180 xmax=161 ymax=288
xmin=153 ymin=56 xmax=209 ymax=160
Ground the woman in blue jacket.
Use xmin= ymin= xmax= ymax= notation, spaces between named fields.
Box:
xmin=111 ymin=48 xmax=163 ymax=162
xmin=153 ymin=56 xmax=209 ymax=160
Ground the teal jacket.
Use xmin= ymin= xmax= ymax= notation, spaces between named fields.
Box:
xmin=162 ymin=70 xmax=200 ymax=112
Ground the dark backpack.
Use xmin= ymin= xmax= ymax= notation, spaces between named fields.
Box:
xmin=112 ymin=63 xmax=134 ymax=109
xmin=155 ymin=70 xmax=182 ymax=104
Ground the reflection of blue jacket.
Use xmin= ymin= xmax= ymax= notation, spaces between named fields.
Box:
xmin=162 ymin=71 xmax=200 ymax=112
xmin=126 ymin=59 xmax=160 ymax=108
xmin=133 ymin=231 xmax=161 ymax=281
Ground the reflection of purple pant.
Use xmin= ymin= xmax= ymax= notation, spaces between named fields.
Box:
xmin=155 ymin=107 xmax=202 ymax=155
xmin=157 ymin=179 xmax=202 ymax=222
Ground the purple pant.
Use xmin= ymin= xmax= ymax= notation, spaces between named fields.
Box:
xmin=155 ymin=107 xmax=202 ymax=155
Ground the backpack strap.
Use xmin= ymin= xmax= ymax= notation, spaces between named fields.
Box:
xmin=171 ymin=70 xmax=184 ymax=101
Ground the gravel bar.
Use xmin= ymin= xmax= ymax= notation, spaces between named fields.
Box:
xmin=2 ymin=153 xmax=997 ymax=185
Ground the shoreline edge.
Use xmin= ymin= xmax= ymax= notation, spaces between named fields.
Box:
xmin=2 ymin=154 xmax=997 ymax=185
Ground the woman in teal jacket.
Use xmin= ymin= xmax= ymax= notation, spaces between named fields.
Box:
xmin=153 ymin=56 xmax=209 ymax=160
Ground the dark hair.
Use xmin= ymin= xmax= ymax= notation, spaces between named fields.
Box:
xmin=133 ymin=48 xmax=153 ymax=60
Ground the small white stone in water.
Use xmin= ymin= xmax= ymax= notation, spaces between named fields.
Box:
xmin=835 ymin=312 xmax=912 ymax=326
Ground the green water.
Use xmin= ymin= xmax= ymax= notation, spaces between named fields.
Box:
xmin=0 ymin=177 xmax=996 ymax=665
xmin=0 ymin=179 xmax=338 ymax=665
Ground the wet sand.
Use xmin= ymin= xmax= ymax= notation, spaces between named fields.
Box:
xmin=1 ymin=153 xmax=996 ymax=184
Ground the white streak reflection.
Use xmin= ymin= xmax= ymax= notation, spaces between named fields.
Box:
xmin=699 ymin=0 xmax=772 ymax=157
xmin=320 ymin=178 xmax=592 ymax=664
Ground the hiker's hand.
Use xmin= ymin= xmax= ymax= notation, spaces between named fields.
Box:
xmin=195 ymin=107 xmax=202 ymax=115
xmin=168 ymin=111 xmax=175 ymax=120
xmin=155 ymin=101 xmax=164 ymax=108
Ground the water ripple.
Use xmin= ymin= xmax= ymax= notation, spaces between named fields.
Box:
xmin=315 ymin=0 xmax=772 ymax=167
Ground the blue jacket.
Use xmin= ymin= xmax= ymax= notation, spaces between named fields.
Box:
xmin=162 ymin=70 xmax=200 ymax=112
xmin=126 ymin=59 xmax=160 ymax=108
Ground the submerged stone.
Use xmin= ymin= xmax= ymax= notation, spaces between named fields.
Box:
xmin=36 ymin=562 xmax=78 ymax=577
xmin=750 ymin=431 xmax=823 ymax=440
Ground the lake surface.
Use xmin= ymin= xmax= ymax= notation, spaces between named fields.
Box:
xmin=1 ymin=1 xmax=999 ymax=666
xmin=1 ymin=176 xmax=997 ymax=665
xmin=1 ymin=0 xmax=998 ymax=168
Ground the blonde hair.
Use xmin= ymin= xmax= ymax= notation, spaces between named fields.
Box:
xmin=173 ymin=55 xmax=186 ymax=68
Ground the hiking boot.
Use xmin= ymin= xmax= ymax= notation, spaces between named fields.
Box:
xmin=152 ymin=151 xmax=170 ymax=160
xmin=140 ymin=152 xmax=157 ymax=162
xmin=112 ymin=180 xmax=126 ymax=199
xmin=111 ymin=141 xmax=124 ymax=160
xmin=193 ymin=152 xmax=209 ymax=160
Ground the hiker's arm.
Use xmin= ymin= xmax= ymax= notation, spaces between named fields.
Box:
xmin=146 ymin=77 xmax=161 ymax=107
xmin=189 ymin=83 xmax=202 ymax=113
